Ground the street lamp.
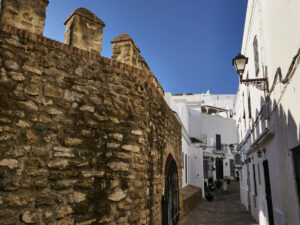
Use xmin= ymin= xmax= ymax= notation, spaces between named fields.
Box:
xmin=229 ymin=144 xmax=239 ymax=154
xmin=232 ymin=53 xmax=269 ymax=92
xmin=232 ymin=53 xmax=248 ymax=78
xmin=229 ymin=144 xmax=235 ymax=153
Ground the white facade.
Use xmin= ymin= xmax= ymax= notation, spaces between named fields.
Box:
xmin=164 ymin=94 xmax=193 ymax=188
xmin=236 ymin=1 xmax=300 ymax=225
xmin=165 ymin=92 xmax=237 ymax=198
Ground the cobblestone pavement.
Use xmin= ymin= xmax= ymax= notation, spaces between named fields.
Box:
xmin=179 ymin=181 xmax=258 ymax=225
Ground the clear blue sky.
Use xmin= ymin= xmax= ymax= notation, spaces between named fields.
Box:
xmin=44 ymin=0 xmax=247 ymax=95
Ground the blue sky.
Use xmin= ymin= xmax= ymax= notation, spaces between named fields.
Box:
xmin=44 ymin=0 xmax=247 ymax=95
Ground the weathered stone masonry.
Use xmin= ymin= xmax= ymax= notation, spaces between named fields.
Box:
xmin=0 ymin=1 xmax=182 ymax=225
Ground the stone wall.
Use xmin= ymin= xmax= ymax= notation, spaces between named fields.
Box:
xmin=0 ymin=0 xmax=49 ymax=35
xmin=0 ymin=20 xmax=182 ymax=225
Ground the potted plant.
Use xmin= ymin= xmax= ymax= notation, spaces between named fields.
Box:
xmin=205 ymin=191 xmax=214 ymax=201
xmin=215 ymin=179 xmax=222 ymax=189
xmin=207 ymin=177 xmax=215 ymax=191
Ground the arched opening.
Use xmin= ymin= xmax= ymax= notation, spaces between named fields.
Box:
xmin=162 ymin=155 xmax=179 ymax=225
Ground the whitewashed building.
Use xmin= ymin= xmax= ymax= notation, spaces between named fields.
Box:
xmin=165 ymin=92 xmax=238 ymax=197
xmin=235 ymin=0 xmax=300 ymax=224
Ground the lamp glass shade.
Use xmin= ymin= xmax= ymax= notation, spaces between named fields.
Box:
xmin=233 ymin=54 xmax=248 ymax=76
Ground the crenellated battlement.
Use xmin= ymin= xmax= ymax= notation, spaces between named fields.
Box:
xmin=64 ymin=8 xmax=105 ymax=54
xmin=0 ymin=0 xmax=164 ymax=94
xmin=111 ymin=33 xmax=150 ymax=71
xmin=0 ymin=23 xmax=164 ymax=96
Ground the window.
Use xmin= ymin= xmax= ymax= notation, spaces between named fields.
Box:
xmin=292 ymin=146 xmax=300 ymax=205
xmin=253 ymin=36 xmax=260 ymax=76
xmin=253 ymin=164 xmax=258 ymax=196
xmin=216 ymin=134 xmax=221 ymax=150
xmin=181 ymin=152 xmax=184 ymax=169
xmin=247 ymin=73 xmax=252 ymax=119
xmin=258 ymin=164 xmax=261 ymax=185
xmin=185 ymin=154 xmax=188 ymax=184
xmin=248 ymin=93 xmax=252 ymax=119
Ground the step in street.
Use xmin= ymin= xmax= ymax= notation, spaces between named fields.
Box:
xmin=180 ymin=181 xmax=258 ymax=225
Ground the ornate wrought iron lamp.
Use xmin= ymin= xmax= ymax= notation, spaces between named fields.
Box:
xmin=232 ymin=53 xmax=269 ymax=92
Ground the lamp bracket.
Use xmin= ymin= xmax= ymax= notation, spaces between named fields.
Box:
xmin=241 ymin=78 xmax=268 ymax=92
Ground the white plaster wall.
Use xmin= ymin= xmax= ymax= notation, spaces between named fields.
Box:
xmin=236 ymin=0 xmax=300 ymax=224
xmin=182 ymin=136 xmax=189 ymax=187
xmin=172 ymin=93 xmax=236 ymax=115
xmin=188 ymin=145 xmax=204 ymax=196
xmin=189 ymin=106 xmax=202 ymax=140
xmin=200 ymin=113 xmax=237 ymax=181
xmin=200 ymin=114 xmax=237 ymax=148
xmin=165 ymin=93 xmax=191 ymax=188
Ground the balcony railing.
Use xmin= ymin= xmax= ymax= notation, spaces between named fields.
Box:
xmin=213 ymin=144 xmax=227 ymax=154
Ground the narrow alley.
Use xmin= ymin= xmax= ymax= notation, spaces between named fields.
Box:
xmin=180 ymin=182 xmax=258 ymax=225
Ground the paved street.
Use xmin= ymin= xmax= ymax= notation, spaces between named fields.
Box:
xmin=179 ymin=181 xmax=258 ymax=225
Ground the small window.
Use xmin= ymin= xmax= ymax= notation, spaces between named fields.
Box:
xmin=248 ymin=93 xmax=252 ymax=119
xmin=253 ymin=36 xmax=260 ymax=76
xmin=181 ymin=152 xmax=184 ymax=169
xmin=253 ymin=164 xmax=258 ymax=196
xmin=216 ymin=134 xmax=221 ymax=150
xmin=258 ymin=164 xmax=261 ymax=185
xmin=185 ymin=154 xmax=188 ymax=184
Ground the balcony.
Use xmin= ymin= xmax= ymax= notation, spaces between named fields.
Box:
xmin=213 ymin=144 xmax=227 ymax=154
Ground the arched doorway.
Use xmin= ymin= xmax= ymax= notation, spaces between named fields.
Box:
xmin=162 ymin=156 xmax=179 ymax=225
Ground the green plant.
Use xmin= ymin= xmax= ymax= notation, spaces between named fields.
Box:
xmin=205 ymin=191 xmax=214 ymax=201
xmin=215 ymin=179 xmax=222 ymax=189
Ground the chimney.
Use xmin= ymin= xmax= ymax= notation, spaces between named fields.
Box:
xmin=111 ymin=33 xmax=142 ymax=68
xmin=0 ymin=0 xmax=49 ymax=34
xmin=64 ymin=8 xmax=105 ymax=54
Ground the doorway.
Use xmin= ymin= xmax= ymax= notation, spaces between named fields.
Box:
xmin=162 ymin=156 xmax=179 ymax=225
xmin=263 ymin=160 xmax=274 ymax=225
xmin=216 ymin=158 xmax=224 ymax=180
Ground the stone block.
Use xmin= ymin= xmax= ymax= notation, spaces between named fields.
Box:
xmin=108 ymin=188 xmax=128 ymax=202
xmin=108 ymin=162 xmax=130 ymax=171
xmin=21 ymin=211 xmax=39 ymax=224
xmin=0 ymin=0 xmax=49 ymax=34
xmin=44 ymin=84 xmax=63 ymax=98
xmin=72 ymin=191 xmax=86 ymax=203
xmin=64 ymin=8 xmax=105 ymax=54
xmin=121 ymin=145 xmax=140 ymax=153
xmin=55 ymin=205 xmax=73 ymax=219
xmin=4 ymin=60 xmax=19 ymax=71
xmin=0 ymin=159 xmax=18 ymax=169
xmin=48 ymin=160 xmax=69 ymax=170
xmin=64 ymin=137 xmax=83 ymax=146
